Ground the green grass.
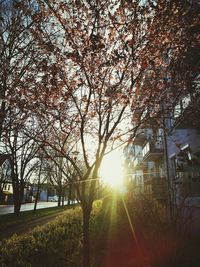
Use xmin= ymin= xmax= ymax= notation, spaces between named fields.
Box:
xmin=0 ymin=205 xmax=84 ymax=267
xmin=0 ymin=201 xmax=102 ymax=267
xmin=0 ymin=205 xmax=72 ymax=230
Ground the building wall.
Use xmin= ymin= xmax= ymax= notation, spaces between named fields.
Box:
xmin=124 ymin=128 xmax=167 ymax=201
xmin=168 ymin=129 xmax=200 ymax=157
xmin=167 ymin=128 xmax=200 ymax=205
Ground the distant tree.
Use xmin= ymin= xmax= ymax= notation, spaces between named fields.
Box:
xmin=0 ymin=0 xmax=62 ymax=214
xmin=0 ymin=0 xmax=61 ymax=140
xmin=2 ymin=113 xmax=40 ymax=215
xmin=32 ymin=151 xmax=48 ymax=211
xmin=43 ymin=157 xmax=67 ymax=206
xmin=0 ymin=0 xmax=35 ymax=139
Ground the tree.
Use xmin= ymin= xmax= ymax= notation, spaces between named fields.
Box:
xmin=0 ymin=0 xmax=37 ymax=139
xmin=43 ymin=156 xmax=67 ymax=206
xmin=16 ymin=0 xmax=199 ymax=265
xmin=25 ymin=1 xmax=159 ymax=266
xmin=134 ymin=0 xmax=200 ymax=126
xmin=0 ymin=0 xmax=63 ymax=214
xmin=2 ymin=112 xmax=40 ymax=214
xmin=0 ymin=0 xmax=62 ymax=140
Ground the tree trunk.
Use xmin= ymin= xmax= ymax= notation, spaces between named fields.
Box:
xmin=62 ymin=193 xmax=65 ymax=206
xmin=34 ymin=183 xmax=40 ymax=211
xmin=67 ymin=184 xmax=72 ymax=206
xmin=12 ymin=180 xmax=21 ymax=216
xmin=58 ymin=193 xmax=62 ymax=207
xmin=13 ymin=190 xmax=21 ymax=216
xmin=14 ymin=202 xmax=21 ymax=215
xmin=34 ymin=159 xmax=43 ymax=211
xmin=82 ymin=206 xmax=91 ymax=267
xmin=0 ymin=98 xmax=6 ymax=142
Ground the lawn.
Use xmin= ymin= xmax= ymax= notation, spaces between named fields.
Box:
xmin=0 ymin=205 xmax=71 ymax=231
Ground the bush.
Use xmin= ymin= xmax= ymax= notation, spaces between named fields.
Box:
xmin=125 ymin=194 xmax=194 ymax=267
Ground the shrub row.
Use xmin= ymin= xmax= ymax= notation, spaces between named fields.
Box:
xmin=0 ymin=206 xmax=83 ymax=267
xmin=0 ymin=201 xmax=103 ymax=267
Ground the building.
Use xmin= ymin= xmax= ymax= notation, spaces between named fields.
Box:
xmin=124 ymin=122 xmax=168 ymax=204
xmin=0 ymin=154 xmax=13 ymax=204
xmin=167 ymin=94 xmax=200 ymax=207
xmin=124 ymin=92 xmax=200 ymax=221
xmin=0 ymin=154 xmax=32 ymax=205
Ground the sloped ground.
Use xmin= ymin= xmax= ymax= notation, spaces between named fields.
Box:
xmin=0 ymin=211 xmax=66 ymax=240
xmin=1 ymin=198 xmax=199 ymax=267
xmin=0 ymin=206 xmax=83 ymax=267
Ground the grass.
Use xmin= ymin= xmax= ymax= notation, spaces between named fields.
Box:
xmin=0 ymin=205 xmax=84 ymax=267
xmin=0 ymin=201 xmax=102 ymax=267
xmin=1 ymin=197 xmax=199 ymax=267
xmin=0 ymin=204 xmax=73 ymax=231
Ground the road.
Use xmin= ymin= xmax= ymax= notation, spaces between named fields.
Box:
xmin=0 ymin=201 xmax=69 ymax=215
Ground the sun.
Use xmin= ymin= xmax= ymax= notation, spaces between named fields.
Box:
xmin=100 ymin=150 xmax=124 ymax=188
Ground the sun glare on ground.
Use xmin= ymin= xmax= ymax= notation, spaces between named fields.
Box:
xmin=100 ymin=150 xmax=124 ymax=188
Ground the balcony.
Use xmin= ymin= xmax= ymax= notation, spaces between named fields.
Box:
xmin=144 ymin=177 xmax=168 ymax=200
xmin=132 ymin=133 xmax=146 ymax=146
xmin=133 ymin=155 xmax=147 ymax=170
xmin=141 ymin=117 xmax=158 ymax=129
xmin=142 ymin=141 xmax=164 ymax=162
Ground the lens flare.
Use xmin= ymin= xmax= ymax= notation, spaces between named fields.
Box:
xmin=100 ymin=150 xmax=124 ymax=188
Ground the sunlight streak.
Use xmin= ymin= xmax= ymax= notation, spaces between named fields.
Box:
xmin=122 ymin=197 xmax=140 ymax=248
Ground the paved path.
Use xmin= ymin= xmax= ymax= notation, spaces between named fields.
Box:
xmin=0 ymin=201 xmax=68 ymax=215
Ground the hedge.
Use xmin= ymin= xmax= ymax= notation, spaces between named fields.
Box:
xmin=0 ymin=206 xmax=81 ymax=267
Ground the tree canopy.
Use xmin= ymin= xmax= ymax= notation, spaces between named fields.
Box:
xmin=0 ymin=0 xmax=199 ymax=266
